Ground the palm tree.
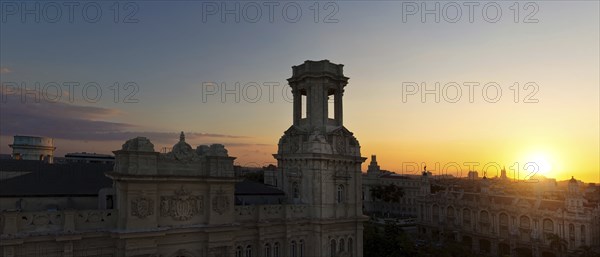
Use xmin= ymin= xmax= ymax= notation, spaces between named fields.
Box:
xmin=370 ymin=184 xmax=405 ymax=203
xmin=546 ymin=233 xmax=568 ymax=257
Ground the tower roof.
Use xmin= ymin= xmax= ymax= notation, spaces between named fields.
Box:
xmin=290 ymin=60 xmax=346 ymax=79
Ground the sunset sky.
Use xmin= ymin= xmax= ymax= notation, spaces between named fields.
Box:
xmin=1 ymin=1 xmax=598 ymax=183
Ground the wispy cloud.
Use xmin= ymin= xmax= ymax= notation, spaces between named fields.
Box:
xmin=206 ymin=142 xmax=271 ymax=147
xmin=0 ymin=93 xmax=248 ymax=144
xmin=0 ymin=67 xmax=12 ymax=74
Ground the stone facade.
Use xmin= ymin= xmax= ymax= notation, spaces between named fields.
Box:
xmin=0 ymin=60 xmax=366 ymax=257
xmin=416 ymin=177 xmax=600 ymax=257
xmin=266 ymin=59 xmax=368 ymax=257
xmin=362 ymin=155 xmax=430 ymax=218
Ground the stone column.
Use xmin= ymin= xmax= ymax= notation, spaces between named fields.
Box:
xmin=492 ymin=214 xmax=498 ymax=235
xmin=334 ymin=89 xmax=343 ymax=125
xmin=293 ymin=89 xmax=301 ymax=125
xmin=356 ymin=223 xmax=364 ymax=257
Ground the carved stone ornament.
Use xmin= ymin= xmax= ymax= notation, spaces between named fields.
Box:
xmin=167 ymin=132 xmax=199 ymax=162
xmin=309 ymin=130 xmax=327 ymax=143
xmin=78 ymin=211 xmax=108 ymax=223
xmin=336 ymin=137 xmax=346 ymax=153
xmin=290 ymin=137 xmax=300 ymax=153
xmin=212 ymin=188 xmax=230 ymax=215
xmin=131 ymin=197 xmax=154 ymax=219
xmin=160 ymin=186 xmax=203 ymax=221
xmin=121 ymin=137 xmax=155 ymax=152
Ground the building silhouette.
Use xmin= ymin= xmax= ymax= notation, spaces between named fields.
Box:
xmin=416 ymin=176 xmax=600 ymax=257
xmin=0 ymin=60 xmax=366 ymax=257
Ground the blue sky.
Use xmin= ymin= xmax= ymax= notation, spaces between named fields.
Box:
xmin=1 ymin=1 xmax=599 ymax=182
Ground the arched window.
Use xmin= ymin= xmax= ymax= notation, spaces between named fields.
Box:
xmin=106 ymin=195 xmax=114 ymax=209
xmin=581 ymin=225 xmax=586 ymax=243
xmin=236 ymin=246 xmax=243 ymax=257
xmin=520 ymin=216 xmax=530 ymax=229
xmin=339 ymin=238 xmax=345 ymax=252
xmin=245 ymin=245 xmax=252 ymax=257
xmin=480 ymin=210 xmax=489 ymax=223
xmin=569 ymin=223 xmax=575 ymax=242
xmin=293 ymin=182 xmax=300 ymax=199
xmin=291 ymin=240 xmax=297 ymax=257
xmin=330 ymin=239 xmax=337 ymax=257
xmin=274 ymin=242 xmax=280 ymax=257
xmin=462 ymin=208 xmax=471 ymax=225
xmin=299 ymin=240 xmax=304 ymax=257
xmin=543 ymin=219 xmax=554 ymax=233
xmin=348 ymin=238 xmax=353 ymax=257
xmin=264 ymin=243 xmax=271 ymax=257
xmin=446 ymin=206 xmax=455 ymax=218
xmin=499 ymin=213 xmax=509 ymax=226
xmin=337 ymin=185 xmax=345 ymax=203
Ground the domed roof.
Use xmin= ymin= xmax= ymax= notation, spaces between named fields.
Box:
xmin=170 ymin=132 xmax=198 ymax=161
xmin=569 ymin=176 xmax=577 ymax=183
xmin=172 ymin=132 xmax=193 ymax=153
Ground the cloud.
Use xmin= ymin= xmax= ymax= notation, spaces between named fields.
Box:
xmin=0 ymin=93 xmax=248 ymax=144
xmin=0 ymin=67 xmax=12 ymax=74
xmin=205 ymin=142 xmax=271 ymax=147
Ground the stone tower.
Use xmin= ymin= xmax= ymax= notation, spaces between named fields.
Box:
xmin=271 ymin=60 xmax=367 ymax=257
xmin=367 ymin=155 xmax=381 ymax=177
xmin=566 ymin=176 xmax=584 ymax=212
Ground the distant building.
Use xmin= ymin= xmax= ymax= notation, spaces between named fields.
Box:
xmin=468 ymin=170 xmax=479 ymax=180
xmin=63 ymin=152 xmax=115 ymax=164
xmin=8 ymin=135 xmax=55 ymax=163
xmin=417 ymin=176 xmax=600 ymax=257
xmin=362 ymin=155 xmax=430 ymax=218
xmin=500 ymin=167 xmax=508 ymax=180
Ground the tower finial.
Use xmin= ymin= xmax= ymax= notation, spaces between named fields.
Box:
xmin=180 ymin=131 xmax=185 ymax=142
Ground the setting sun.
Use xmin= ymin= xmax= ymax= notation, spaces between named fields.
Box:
xmin=524 ymin=152 xmax=556 ymax=178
